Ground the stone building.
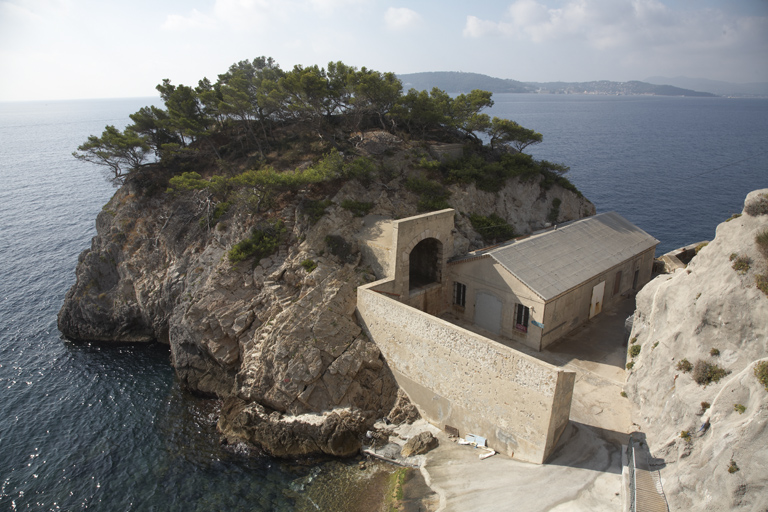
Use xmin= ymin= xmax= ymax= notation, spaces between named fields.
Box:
xmin=447 ymin=211 xmax=659 ymax=351
xmin=356 ymin=209 xmax=657 ymax=463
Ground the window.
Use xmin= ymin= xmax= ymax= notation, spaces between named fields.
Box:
xmin=613 ymin=270 xmax=622 ymax=296
xmin=515 ymin=304 xmax=530 ymax=333
xmin=453 ymin=282 xmax=466 ymax=307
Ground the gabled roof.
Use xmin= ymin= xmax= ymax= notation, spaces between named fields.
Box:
xmin=489 ymin=212 xmax=659 ymax=301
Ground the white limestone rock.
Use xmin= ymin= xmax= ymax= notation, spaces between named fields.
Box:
xmin=626 ymin=188 xmax=768 ymax=511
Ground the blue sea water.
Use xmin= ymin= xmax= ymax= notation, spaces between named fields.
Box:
xmin=488 ymin=94 xmax=768 ymax=254
xmin=0 ymin=94 xmax=766 ymax=510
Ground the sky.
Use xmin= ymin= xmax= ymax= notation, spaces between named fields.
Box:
xmin=1 ymin=0 xmax=767 ymax=101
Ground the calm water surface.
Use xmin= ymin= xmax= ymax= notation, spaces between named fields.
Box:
xmin=0 ymin=94 xmax=766 ymax=510
xmin=489 ymin=94 xmax=768 ymax=253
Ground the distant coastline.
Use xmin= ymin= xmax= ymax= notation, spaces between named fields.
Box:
xmin=398 ymin=71 xmax=768 ymax=98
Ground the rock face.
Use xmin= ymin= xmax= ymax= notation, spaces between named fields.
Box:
xmin=626 ymin=189 xmax=768 ymax=511
xmin=58 ymin=137 xmax=593 ymax=458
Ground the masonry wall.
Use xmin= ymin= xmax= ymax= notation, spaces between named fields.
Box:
xmin=448 ymin=257 xmax=547 ymax=350
xmin=539 ymin=246 xmax=656 ymax=349
xmin=357 ymin=280 xmax=575 ymax=464
xmin=390 ymin=209 xmax=454 ymax=299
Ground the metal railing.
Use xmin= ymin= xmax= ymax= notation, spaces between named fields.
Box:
xmin=627 ymin=436 xmax=637 ymax=512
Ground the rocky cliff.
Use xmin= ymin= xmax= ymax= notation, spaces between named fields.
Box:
xmin=626 ymin=189 xmax=768 ymax=510
xmin=58 ymin=132 xmax=594 ymax=458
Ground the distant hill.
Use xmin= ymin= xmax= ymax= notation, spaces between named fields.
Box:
xmin=397 ymin=71 xmax=717 ymax=97
xmin=644 ymin=76 xmax=768 ymax=97
xmin=397 ymin=72 xmax=530 ymax=94
xmin=526 ymin=80 xmax=717 ymax=97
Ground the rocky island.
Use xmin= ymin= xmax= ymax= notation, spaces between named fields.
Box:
xmin=59 ymin=55 xmax=767 ymax=510
xmin=59 ymin=57 xmax=591 ymax=460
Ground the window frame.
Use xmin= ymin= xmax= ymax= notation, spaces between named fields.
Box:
xmin=453 ymin=281 xmax=467 ymax=308
xmin=515 ymin=303 xmax=530 ymax=333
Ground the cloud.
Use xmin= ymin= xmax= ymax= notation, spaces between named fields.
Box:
xmin=161 ymin=8 xmax=215 ymax=31
xmin=308 ymin=0 xmax=367 ymax=15
xmin=462 ymin=0 xmax=768 ymax=53
xmin=163 ymin=0 xmax=368 ymax=33
xmin=384 ymin=7 xmax=421 ymax=31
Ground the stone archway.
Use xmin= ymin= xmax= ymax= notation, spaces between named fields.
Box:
xmin=409 ymin=238 xmax=442 ymax=290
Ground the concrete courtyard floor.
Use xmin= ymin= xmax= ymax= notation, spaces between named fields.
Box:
xmin=421 ymin=297 xmax=637 ymax=511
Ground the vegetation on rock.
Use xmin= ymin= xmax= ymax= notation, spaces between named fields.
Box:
xmin=744 ymin=193 xmax=768 ymax=216
xmin=61 ymin=56 xmax=595 ymax=461
xmin=468 ymin=213 xmax=516 ymax=244
xmin=755 ymin=361 xmax=768 ymax=391
xmin=691 ymin=360 xmax=730 ymax=386
xmin=74 ymin=57 xmax=577 ymax=206
xmin=228 ymin=220 xmax=286 ymax=263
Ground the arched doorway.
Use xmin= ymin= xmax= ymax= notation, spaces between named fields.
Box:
xmin=409 ymin=238 xmax=442 ymax=290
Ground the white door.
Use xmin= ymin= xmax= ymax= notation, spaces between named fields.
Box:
xmin=475 ymin=292 xmax=502 ymax=334
xmin=589 ymin=281 xmax=605 ymax=319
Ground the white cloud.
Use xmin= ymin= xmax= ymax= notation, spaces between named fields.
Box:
xmin=463 ymin=0 xmax=768 ymax=55
xmin=212 ymin=0 xmax=276 ymax=30
xmin=463 ymin=15 xmax=501 ymax=38
xmin=308 ymin=0 xmax=367 ymax=15
xmin=161 ymin=9 xmax=215 ymax=31
xmin=385 ymin=7 xmax=421 ymax=31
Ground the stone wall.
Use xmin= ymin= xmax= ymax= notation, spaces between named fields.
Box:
xmin=357 ymin=280 xmax=575 ymax=464
xmin=390 ymin=209 xmax=454 ymax=299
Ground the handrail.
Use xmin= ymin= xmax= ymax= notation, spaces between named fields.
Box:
xmin=627 ymin=436 xmax=636 ymax=512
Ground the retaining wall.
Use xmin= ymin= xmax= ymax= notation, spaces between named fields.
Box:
xmin=357 ymin=279 xmax=575 ymax=464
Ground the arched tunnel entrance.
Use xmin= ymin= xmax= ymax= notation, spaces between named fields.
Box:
xmin=409 ymin=238 xmax=442 ymax=290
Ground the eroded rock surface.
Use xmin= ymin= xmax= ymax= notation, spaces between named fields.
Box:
xmin=627 ymin=189 xmax=768 ymax=511
xmin=58 ymin=138 xmax=593 ymax=458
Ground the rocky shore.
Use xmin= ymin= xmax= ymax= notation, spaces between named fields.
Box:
xmin=58 ymin=131 xmax=593 ymax=460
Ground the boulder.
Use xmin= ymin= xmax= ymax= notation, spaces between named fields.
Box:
xmin=401 ymin=431 xmax=438 ymax=457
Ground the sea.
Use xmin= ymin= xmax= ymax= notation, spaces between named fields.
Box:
xmin=0 ymin=94 xmax=766 ymax=511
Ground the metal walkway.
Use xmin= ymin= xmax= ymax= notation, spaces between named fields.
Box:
xmin=628 ymin=436 xmax=669 ymax=512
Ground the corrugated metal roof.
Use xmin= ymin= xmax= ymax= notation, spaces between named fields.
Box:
xmin=489 ymin=212 xmax=658 ymax=301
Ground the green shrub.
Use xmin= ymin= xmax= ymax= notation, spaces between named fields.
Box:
xmin=547 ymin=198 xmax=561 ymax=224
xmin=302 ymin=199 xmax=333 ymax=224
xmin=325 ymin=235 xmax=353 ymax=261
xmin=680 ymin=430 xmax=692 ymax=443
xmin=404 ymin=177 xmax=450 ymax=212
xmin=300 ymin=259 xmax=317 ymax=273
xmin=757 ymin=274 xmax=768 ymax=297
xmin=695 ymin=242 xmax=709 ymax=253
xmin=710 ymin=348 xmax=720 ymax=357
xmin=629 ymin=344 xmax=641 ymax=358
xmin=677 ymin=358 xmax=693 ymax=373
xmin=199 ymin=200 xmax=232 ymax=228
xmin=417 ymin=156 xmax=440 ymax=171
xmin=701 ymin=401 xmax=710 ymax=411
xmin=756 ymin=228 xmax=768 ymax=259
xmin=341 ymin=200 xmax=374 ymax=217
xmin=620 ymin=391 xmax=627 ymax=397
xmin=731 ymin=254 xmax=751 ymax=274
xmin=734 ymin=403 xmax=746 ymax=414
xmin=342 ymin=156 xmax=376 ymax=182
xmin=228 ymin=220 xmax=286 ymax=264
xmin=692 ymin=360 xmax=730 ymax=386
xmin=725 ymin=213 xmax=742 ymax=222
xmin=754 ymin=361 xmax=768 ymax=391
xmin=626 ymin=362 xmax=634 ymax=370
xmin=468 ymin=213 xmax=516 ymax=243
xmin=728 ymin=460 xmax=740 ymax=474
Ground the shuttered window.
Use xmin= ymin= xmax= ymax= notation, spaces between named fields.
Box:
xmin=515 ymin=304 xmax=530 ymax=333
xmin=453 ymin=282 xmax=466 ymax=307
